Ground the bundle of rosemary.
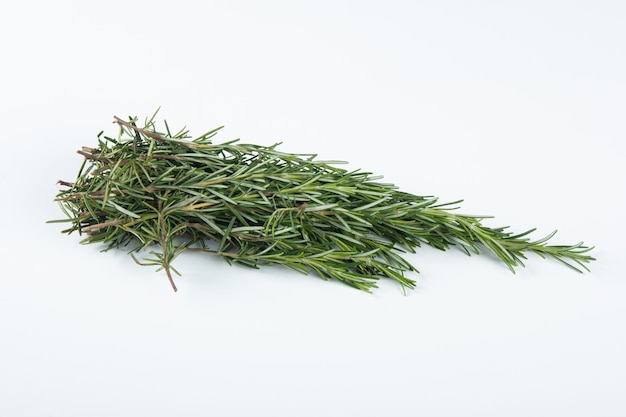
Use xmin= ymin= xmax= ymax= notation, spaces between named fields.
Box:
xmin=50 ymin=112 xmax=594 ymax=292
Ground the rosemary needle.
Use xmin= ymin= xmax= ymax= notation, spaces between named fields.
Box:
xmin=49 ymin=112 xmax=595 ymax=292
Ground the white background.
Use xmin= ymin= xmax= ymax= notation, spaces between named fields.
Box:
xmin=1 ymin=1 xmax=625 ymax=416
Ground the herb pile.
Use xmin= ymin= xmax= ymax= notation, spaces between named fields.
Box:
xmin=50 ymin=112 xmax=595 ymax=292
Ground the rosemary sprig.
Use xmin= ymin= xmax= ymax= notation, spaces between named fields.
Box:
xmin=49 ymin=112 xmax=595 ymax=292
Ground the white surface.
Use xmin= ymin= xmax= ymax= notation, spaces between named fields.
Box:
xmin=1 ymin=1 xmax=625 ymax=416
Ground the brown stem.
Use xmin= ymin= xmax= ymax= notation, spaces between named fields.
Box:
xmin=164 ymin=264 xmax=178 ymax=292
xmin=82 ymin=219 xmax=125 ymax=231
xmin=77 ymin=150 xmax=99 ymax=159
xmin=113 ymin=116 xmax=168 ymax=141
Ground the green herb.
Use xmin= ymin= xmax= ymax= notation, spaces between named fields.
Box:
xmin=49 ymin=111 xmax=595 ymax=292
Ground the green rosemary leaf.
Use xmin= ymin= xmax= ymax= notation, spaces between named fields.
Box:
xmin=196 ymin=214 xmax=225 ymax=236
xmin=108 ymin=201 xmax=141 ymax=219
xmin=303 ymin=203 xmax=338 ymax=212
